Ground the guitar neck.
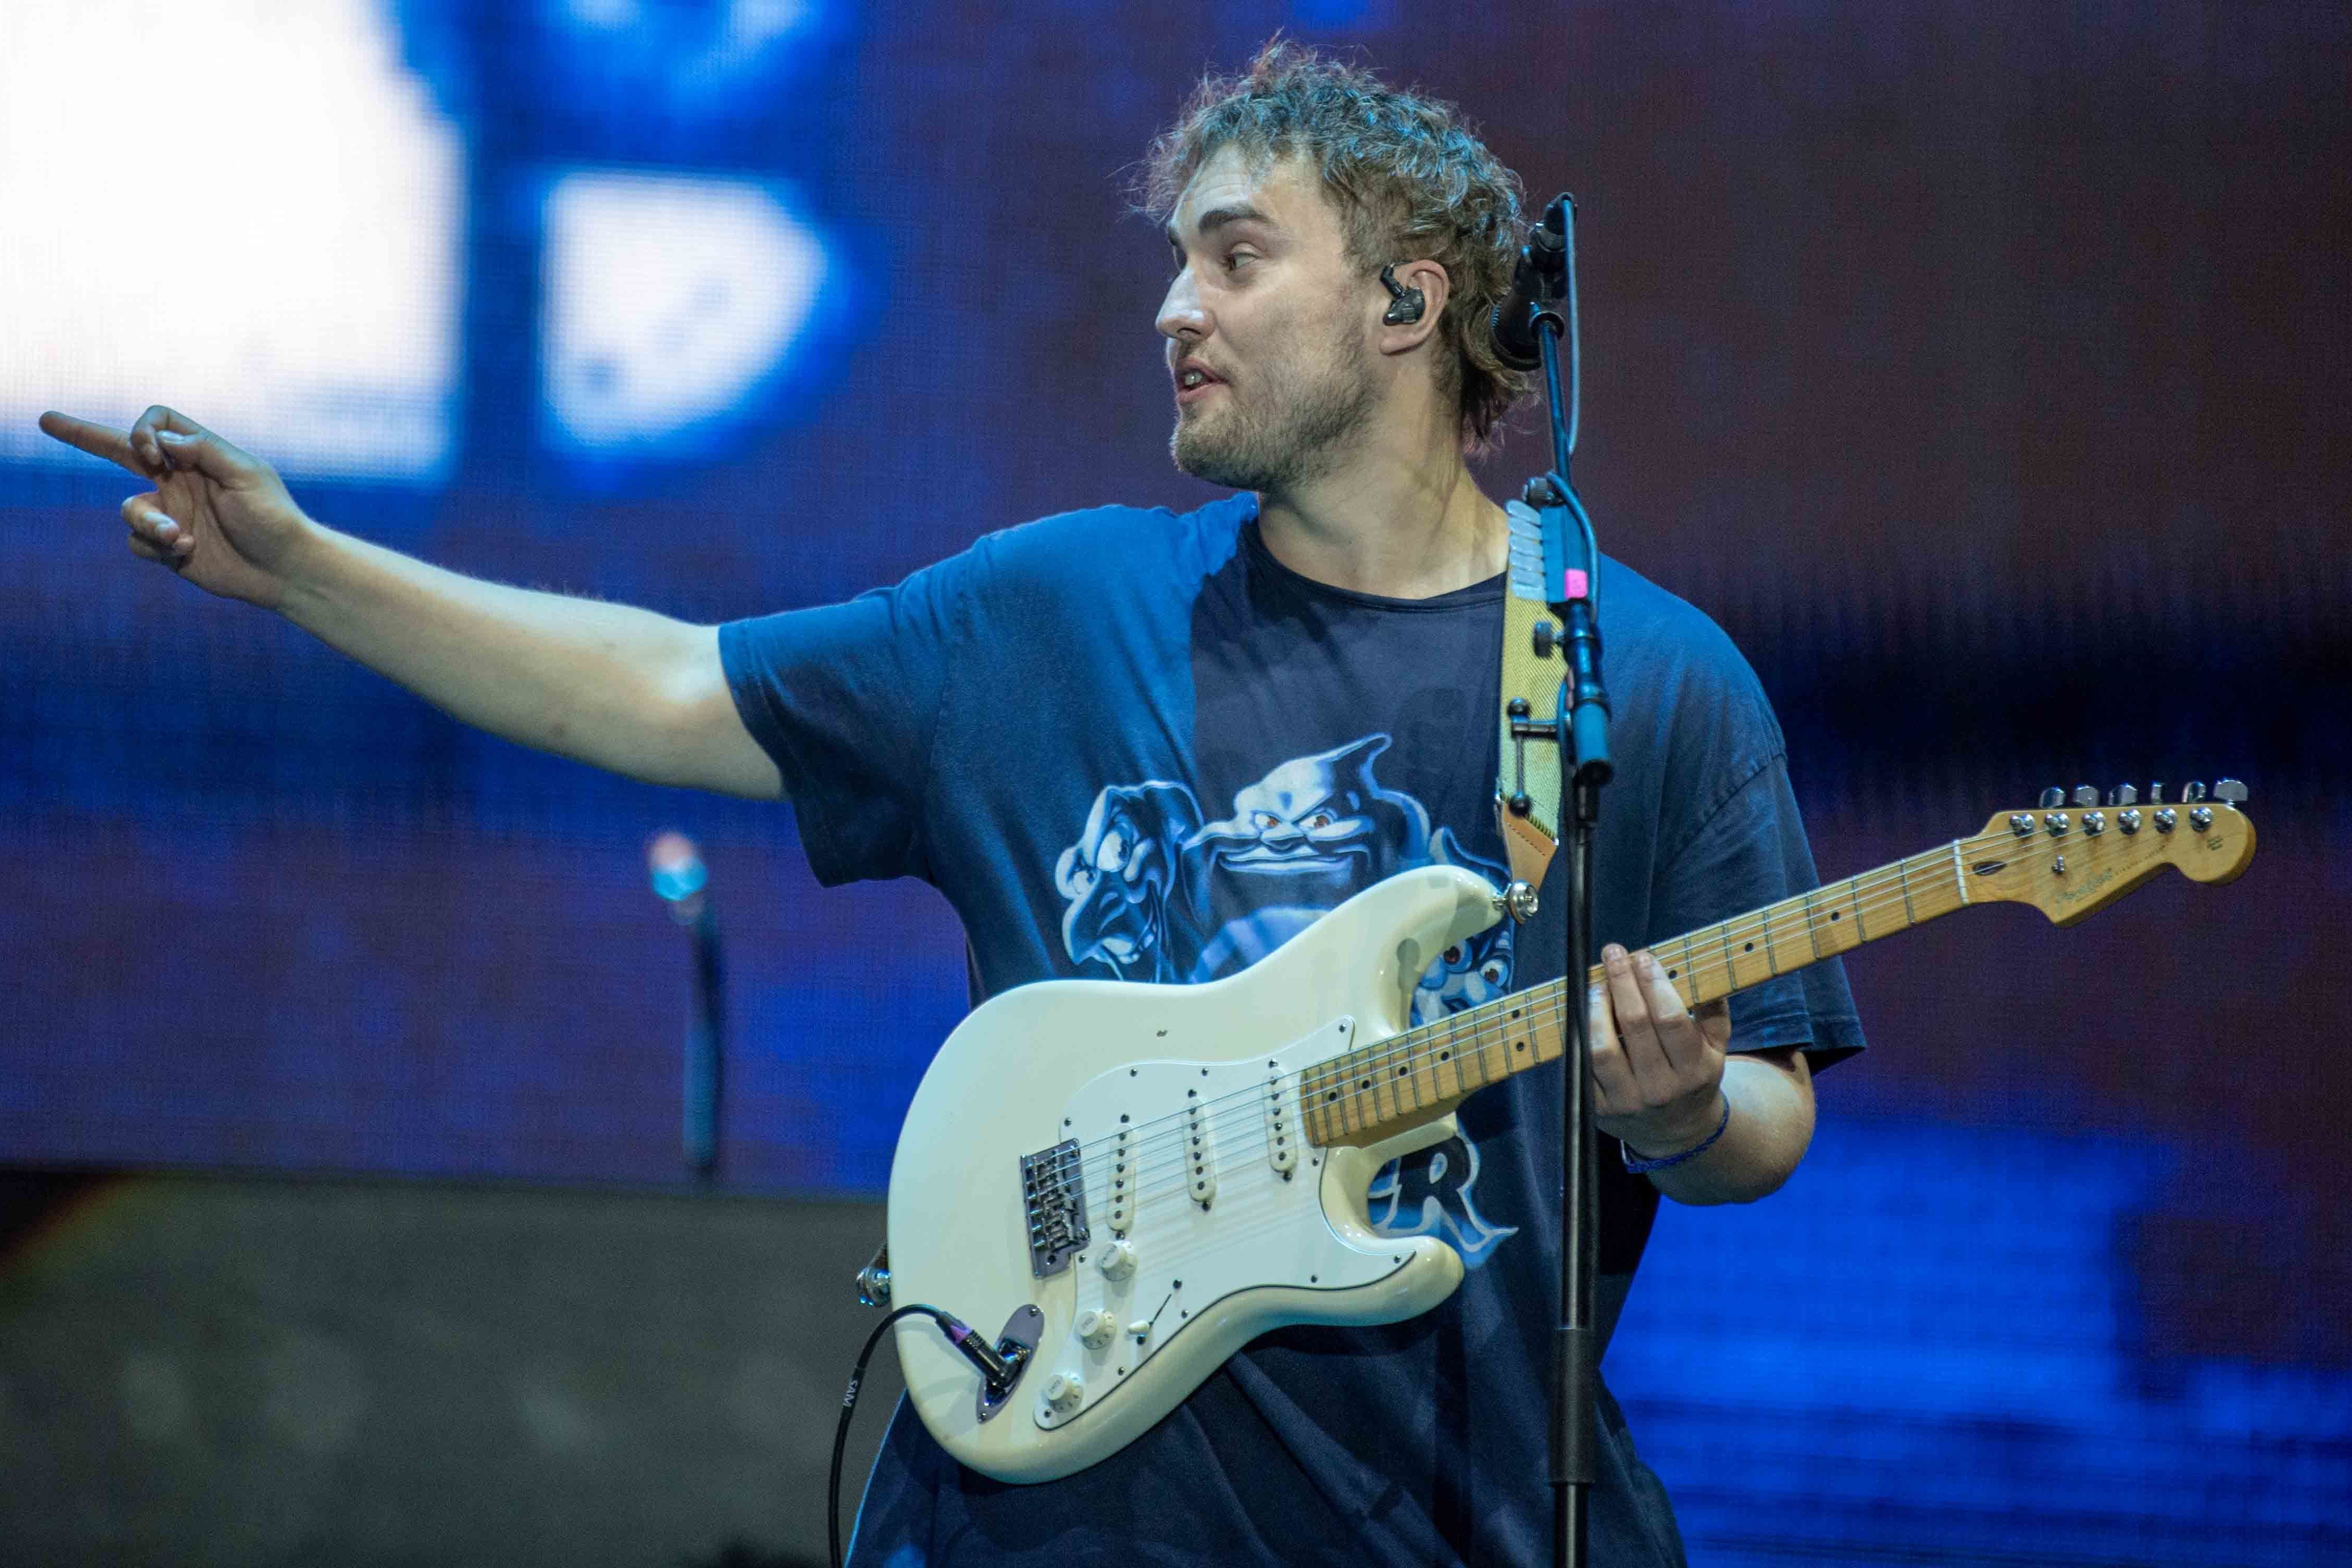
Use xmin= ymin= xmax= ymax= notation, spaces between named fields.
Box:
xmin=1300 ymin=839 xmax=1977 ymax=1148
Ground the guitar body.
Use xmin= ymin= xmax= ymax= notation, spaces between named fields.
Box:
xmin=886 ymin=864 xmax=1502 ymax=1484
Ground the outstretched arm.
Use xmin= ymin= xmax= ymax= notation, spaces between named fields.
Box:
xmin=38 ymin=407 xmax=782 ymax=799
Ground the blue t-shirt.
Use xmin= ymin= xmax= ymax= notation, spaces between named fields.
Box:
xmin=722 ymin=494 xmax=1864 ymax=1566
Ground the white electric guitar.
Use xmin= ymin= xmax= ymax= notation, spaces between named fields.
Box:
xmin=883 ymin=783 xmax=2254 ymax=1483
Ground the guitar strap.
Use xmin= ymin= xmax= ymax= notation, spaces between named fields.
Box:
xmin=1494 ymin=498 xmax=1561 ymax=890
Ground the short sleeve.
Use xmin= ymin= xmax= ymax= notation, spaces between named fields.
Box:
xmin=717 ymin=548 xmax=981 ymax=886
xmin=1650 ymin=756 xmax=1867 ymax=1069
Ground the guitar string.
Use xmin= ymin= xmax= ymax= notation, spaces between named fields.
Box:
xmin=1051 ymin=821 xmax=2059 ymax=1203
xmin=1042 ymin=821 xmax=2086 ymax=1204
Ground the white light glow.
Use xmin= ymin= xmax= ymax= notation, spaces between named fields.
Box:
xmin=0 ymin=0 xmax=462 ymax=480
xmin=540 ymin=172 xmax=827 ymax=451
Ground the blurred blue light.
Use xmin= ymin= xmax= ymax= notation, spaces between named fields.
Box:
xmin=538 ymin=170 xmax=838 ymax=470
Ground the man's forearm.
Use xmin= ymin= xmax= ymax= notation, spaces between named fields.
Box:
xmin=1642 ymin=1047 xmax=1816 ymax=1206
xmin=276 ymin=524 xmax=758 ymax=791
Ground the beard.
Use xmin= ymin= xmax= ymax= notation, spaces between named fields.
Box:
xmin=1170 ymin=325 xmax=1377 ymax=495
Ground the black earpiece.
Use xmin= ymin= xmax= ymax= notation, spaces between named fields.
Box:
xmin=1379 ymin=262 xmax=1426 ymax=326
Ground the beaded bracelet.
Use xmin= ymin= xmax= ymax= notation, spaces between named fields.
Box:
xmin=1620 ymin=1095 xmax=1732 ymax=1174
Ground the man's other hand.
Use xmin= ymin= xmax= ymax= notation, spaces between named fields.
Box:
xmin=1587 ymin=941 xmax=1732 ymax=1158
xmin=39 ymin=407 xmax=315 ymax=609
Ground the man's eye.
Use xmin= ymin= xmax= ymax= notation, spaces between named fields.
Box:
xmin=1222 ymin=250 xmax=1254 ymax=272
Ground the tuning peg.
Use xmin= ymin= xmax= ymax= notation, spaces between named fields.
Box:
xmin=2148 ymin=783 xmax=2165 ymax=802
xmin=2107 ymin=784 xmax=2139 ymax=806
xmin=2071 ymin=785 xmax=2098 ymax=807
xmin=2213 ymin=778 xmax=2248 ymax=809
xmin=2039 ymin=787 xmax=2065 ymax=809
xmin=2182 ymin=781 xmax=2207 ymax=803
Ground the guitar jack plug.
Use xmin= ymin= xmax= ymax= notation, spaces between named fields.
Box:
xmin=939 ymin=1313 xmax=1030 ymax=1398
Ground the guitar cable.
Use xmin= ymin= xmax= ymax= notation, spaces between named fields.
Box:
xmin=828 ymin=1302 xmax=1025 ymax=1568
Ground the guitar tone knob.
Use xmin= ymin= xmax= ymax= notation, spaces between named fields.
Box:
xmin=1075 ymin=1309 xmax=1115 ymax=1349
xmin=1098 ymin=1240 xmax=1137 ymax=1282
xmin=1041 ymin=1372 xmax=1084 ymax=1415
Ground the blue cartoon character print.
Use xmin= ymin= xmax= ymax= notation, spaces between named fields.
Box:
xmin=1053 ymin=734 xmax=1520 ymax=1269
xmin=1053 ymin=781 xmax=1203 ymax=982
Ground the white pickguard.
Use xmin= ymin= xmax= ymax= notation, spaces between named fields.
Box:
xmin=1039 ymin=1018 xmax=1414 ymax=1431
xmin=884 ymin=864 xmax=1502 ymax=1484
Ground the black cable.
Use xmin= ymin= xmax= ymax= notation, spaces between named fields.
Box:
xmin=830 ymin=1303 xmax=1021 ymax=1568
xmin=831 ymin=1305 xmax=941 ymax=1568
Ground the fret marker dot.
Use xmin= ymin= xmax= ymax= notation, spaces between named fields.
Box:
xmin=1744 ymin=942 xmax=1754 ymax=952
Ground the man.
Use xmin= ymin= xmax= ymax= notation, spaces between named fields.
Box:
xmin=43 ymin=42 xmax=1859 ymax=1566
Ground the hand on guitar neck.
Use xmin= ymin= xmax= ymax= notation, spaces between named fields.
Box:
xmin=1588 ymin=941 xmax=1815 ymax=1205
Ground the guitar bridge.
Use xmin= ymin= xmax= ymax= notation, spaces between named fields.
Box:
xmin=1020 ymin=1139 xmax=1091 ymax=1278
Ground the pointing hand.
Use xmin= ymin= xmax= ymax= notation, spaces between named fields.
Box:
xmin=39 ymin=406 xmax=317 ymax=609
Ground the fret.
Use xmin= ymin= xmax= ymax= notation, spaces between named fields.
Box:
xmin=1762 ymin=897 xmax=1796 ymax=976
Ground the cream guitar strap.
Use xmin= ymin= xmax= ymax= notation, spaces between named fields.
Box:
xmin=1494 ymin=498 xmax=1562 ymax=890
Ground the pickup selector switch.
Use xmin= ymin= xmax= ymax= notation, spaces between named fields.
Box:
xmin=1098 ymin=1239 xmax=1137 ymax=1282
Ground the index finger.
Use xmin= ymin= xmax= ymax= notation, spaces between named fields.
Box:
xmin=37 ymin=411 xmax=147 ymax=476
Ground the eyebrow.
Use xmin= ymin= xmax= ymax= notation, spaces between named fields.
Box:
xmin=1164 ymin=203 xmax=1277 ymax=246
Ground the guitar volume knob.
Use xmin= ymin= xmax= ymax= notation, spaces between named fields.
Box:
xmin=1075 ymin=1309 xmax=1115 ymax=1349
xmin=1098 ymin=1240 xmax=1137 ymax=1282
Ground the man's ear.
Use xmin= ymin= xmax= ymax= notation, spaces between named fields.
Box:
xmin=1377 ymin=259 xmax=1451 ymax=356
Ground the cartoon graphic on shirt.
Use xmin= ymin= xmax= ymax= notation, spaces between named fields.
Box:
xmin=1052 ymin=733 xmax=1519 ymax=1267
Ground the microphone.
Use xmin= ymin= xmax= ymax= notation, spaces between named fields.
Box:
xmin=1490 ymin=195 xmax=1572 ymax=373
xmin=648 ymin=831 xmax=726 ymax=1183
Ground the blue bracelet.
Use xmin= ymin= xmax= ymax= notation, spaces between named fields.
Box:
xmin=1620 ymin=1095 xmax=1732 ymax=1174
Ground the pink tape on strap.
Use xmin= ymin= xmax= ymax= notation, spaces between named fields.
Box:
xmin=1562 ymin=568 xmax=1589 ymax=600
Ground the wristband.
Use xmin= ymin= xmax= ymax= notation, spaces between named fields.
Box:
xmin=1620 ymin=1094 xmax=1731 ymax=1174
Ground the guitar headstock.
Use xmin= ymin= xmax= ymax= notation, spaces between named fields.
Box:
xmin=1967 ymin=779 xmax=2256 ymax=925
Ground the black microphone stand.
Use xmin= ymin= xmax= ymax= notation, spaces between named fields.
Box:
xmin=1500 ymin=194 xmax=1611 ymax=1568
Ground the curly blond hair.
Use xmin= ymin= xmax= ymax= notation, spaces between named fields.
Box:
xmin=1136 ymin=40 xmax=1530 ymax=450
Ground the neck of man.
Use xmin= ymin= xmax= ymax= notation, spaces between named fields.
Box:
xmin=1253 ymin=386 xmax=1507 ymax=601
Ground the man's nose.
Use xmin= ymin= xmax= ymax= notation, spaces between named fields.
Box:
xmin=1157 ymin=269 xmax=1208 ymax=343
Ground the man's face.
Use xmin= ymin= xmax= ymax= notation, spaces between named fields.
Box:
xmin=1159 ymin=146 xmax=1378 ymax=494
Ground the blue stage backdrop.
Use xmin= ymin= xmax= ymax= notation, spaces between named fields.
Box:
xmin=2 ymin=2 xmax=2345 ymax=1561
